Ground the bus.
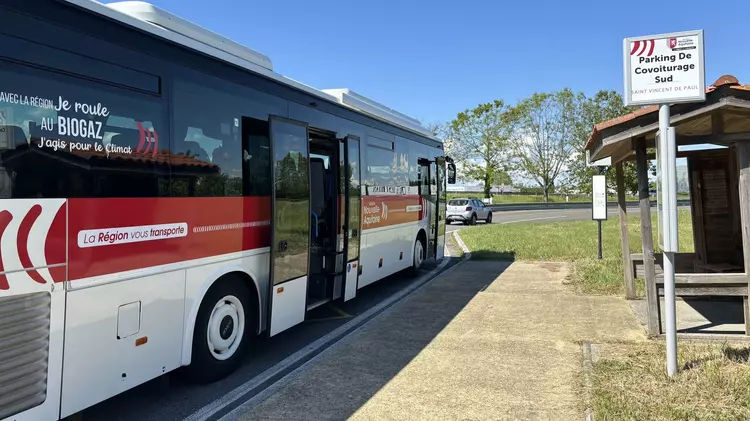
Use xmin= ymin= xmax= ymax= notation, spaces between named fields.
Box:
xmin=0 ymin=1 xmax=456 ymax=420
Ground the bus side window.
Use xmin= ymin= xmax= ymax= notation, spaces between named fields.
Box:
xmin=171 ymin=79 xmax=271 ymax=198
xmin=0 ymin=62 xmax=168 ymax=199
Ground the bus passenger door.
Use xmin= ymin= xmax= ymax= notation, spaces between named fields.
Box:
xmin=342 ymin=136 xmax=361 ymax=302
xmin=418 ymin=159 xmax=437 ymax=259
xmin=435 ymin=157 xmax=447 ymax=259
xmin=267 ymin=117 xmax=311 ymax=336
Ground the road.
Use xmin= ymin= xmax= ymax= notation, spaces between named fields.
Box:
xmin=70 ymin=258 xmax=460 ymax=421
xmin=446 ymin=206 xmax=637 ymax=232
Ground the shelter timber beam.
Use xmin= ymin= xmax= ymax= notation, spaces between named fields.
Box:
xmin=621 ymin=148 xmax=730 ymax=163
xmin=737 ymin=141 xmax=750 ymax=335
xmin=636 ymin=138 xmax=659 ymax=336
xmin=670 ymin=132 xmax=750 ymax=146
xmin=616 ymin=162 xmax=635 ymax=299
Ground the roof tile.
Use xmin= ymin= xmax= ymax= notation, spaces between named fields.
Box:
xmin=586 ymin=75 xmax=748 ymax=149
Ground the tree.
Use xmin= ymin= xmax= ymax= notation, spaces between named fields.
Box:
xmin=423 ymin=120 xmax=453 ymax=156
xmin=449 ymin=101 xmax=513 ymax=198
xmin=568 ymin=90 xmax=642 ymax=196
xmin=424 ymin=121 xmax=448 ymax=139
xmin=508 ymin=89 xmax=577 ymax=202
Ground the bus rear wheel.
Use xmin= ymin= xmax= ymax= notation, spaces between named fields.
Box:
xmin=186 ymin=275 xmax=254 ymax=383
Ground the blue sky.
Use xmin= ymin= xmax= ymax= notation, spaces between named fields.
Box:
xmin=148 ymin=0 xmax=750 ymax=125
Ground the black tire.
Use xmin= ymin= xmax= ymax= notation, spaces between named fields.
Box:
xmin=486 ymin=212 xmax=493 ymax=224
xmin=469 ymin=214 xmax=477 ymax=226
xmin=185 ymin=275 xmax=255 ymax=383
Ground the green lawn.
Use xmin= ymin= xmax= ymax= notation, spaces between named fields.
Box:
xmin=459 ymin=209 xmax=694 ymax=295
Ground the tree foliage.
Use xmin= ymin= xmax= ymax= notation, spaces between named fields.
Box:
xmin=508 ymin=89 xmax=577 ymax=202
xmin=568 ymin=90 xmax=641 ymax=195
xmin=449 ymin=101 xmax=513 ymax=198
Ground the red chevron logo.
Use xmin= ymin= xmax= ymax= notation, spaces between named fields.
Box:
xmin=0 ymin=200 xmax=66 ymax=291
xmin=630 ymin=39 xmax=655 ymax=57
xmin=136 ymin=122 xmax=160 ymax=157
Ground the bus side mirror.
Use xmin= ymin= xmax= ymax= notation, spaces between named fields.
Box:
xmin=447 ymin=162 xmax=456 ymax=184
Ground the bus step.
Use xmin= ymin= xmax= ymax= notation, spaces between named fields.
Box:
xmin=306 ymin=298 xmax=331 ymax=311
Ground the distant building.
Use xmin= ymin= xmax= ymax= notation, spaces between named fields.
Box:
xmin=446 ymin=184 xmax=518 ymax=194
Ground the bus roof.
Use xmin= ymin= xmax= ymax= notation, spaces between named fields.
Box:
xmin=60 ymin=0 xmax=439 ymax=141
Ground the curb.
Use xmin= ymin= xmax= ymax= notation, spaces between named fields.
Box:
xmin=187 ymin=253 xmax=463 ymax=421
xmin=582 ymin=342 xmax=595 ymax=421
xmin=452 ymin=230 xmax=471 ymax=259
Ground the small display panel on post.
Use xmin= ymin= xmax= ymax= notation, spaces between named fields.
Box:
xmin=592 ymin=175 xmax=608 ymax=221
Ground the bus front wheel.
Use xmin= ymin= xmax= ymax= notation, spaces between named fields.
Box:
xmin=410 ymin=235 xmax=425 ymax=275
xmin=186 ymin=275 xmax=254 ymax=383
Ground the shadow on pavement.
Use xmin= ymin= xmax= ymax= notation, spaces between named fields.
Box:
xmin=237 ymin=259 xmax=514 ymax=420
xmin=71 ymin=260 xmax=456 ymax=421
xmin=463 ymin=250 xmax=517 ymax=261
xmin=677 ymin=297 xmax=745 ymax=335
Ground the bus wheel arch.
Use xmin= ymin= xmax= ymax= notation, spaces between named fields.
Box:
xmin=184 ymin=271 xmax=260 ymax=383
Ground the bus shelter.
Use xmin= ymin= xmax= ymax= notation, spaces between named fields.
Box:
xmin=585 ymin=75 xmax=750 ymax=337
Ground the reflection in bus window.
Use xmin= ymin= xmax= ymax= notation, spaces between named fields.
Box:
xmin=365 ymin=146 xmax=396 ymax=187
xmin=0 ymin=63 xmax=168 ymax=198
xmin=172 ymin=79 xmax=271 ymax=197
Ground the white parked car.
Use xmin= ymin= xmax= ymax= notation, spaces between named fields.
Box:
xmin=446 ymin=198 xmax=492 ymax=225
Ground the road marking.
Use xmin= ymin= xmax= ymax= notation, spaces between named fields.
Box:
xmin=185 ymin=255 xmax=453 ymax=421
xmin=498 ymin=216 xmax=566 ymax=224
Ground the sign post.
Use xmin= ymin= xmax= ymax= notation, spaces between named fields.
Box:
xmin=624 ymin=29 xmax=705 ymax=377
xmin=592 ymin=173 xmax=607 ymax=259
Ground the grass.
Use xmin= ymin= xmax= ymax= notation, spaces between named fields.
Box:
xmin=459 ymin=209 xmax=694 ymax=296
xmin=592 ymin=342 xmax=750 ymax=420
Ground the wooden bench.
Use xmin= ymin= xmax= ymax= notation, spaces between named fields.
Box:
xmin=651 ymin=272 xmax=750 ymax=335
xmin=655 ymin=273 xmax=747 ymax=297
xmin=633 ymin=253 xmax=749 ymax=334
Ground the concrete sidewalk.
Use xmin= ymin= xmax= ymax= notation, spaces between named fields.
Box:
xmin=233 ymin=260 xmax=646 ymax=421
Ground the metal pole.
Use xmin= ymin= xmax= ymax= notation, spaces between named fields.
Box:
xmin=660 ymin=103 xmax=678 ymax=377
xmin=597 ymin=220 xmax=603 ymax=260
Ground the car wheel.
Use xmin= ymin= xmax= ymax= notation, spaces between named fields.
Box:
xmin=486 ymin=212 xmax=493 ymax=224
xmin=185 ymin=275 xmax=254 ymax=383
xmin=470 ymin=214 xmax=477 ymax=225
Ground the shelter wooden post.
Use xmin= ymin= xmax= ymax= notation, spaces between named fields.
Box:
xmin=636 ymin=139 xmax=659 ymax=336
xmin=736 ymin=141 xmax=750 ymax=335
xmin=616 ymin=162 xmax=635 ymax=299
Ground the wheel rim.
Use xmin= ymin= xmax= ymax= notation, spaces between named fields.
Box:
xmin=414 ymin=240 xmax=424 ymax=269
xmin=206 ymin=295 xmax=245 ymax=361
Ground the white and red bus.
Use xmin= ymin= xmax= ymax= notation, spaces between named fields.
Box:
xmin=0 ymin=1 xmax=456 ymax=420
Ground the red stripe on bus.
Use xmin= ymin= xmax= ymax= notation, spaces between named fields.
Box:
xmin=67 ymin=197 xmax=271 ymax=280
